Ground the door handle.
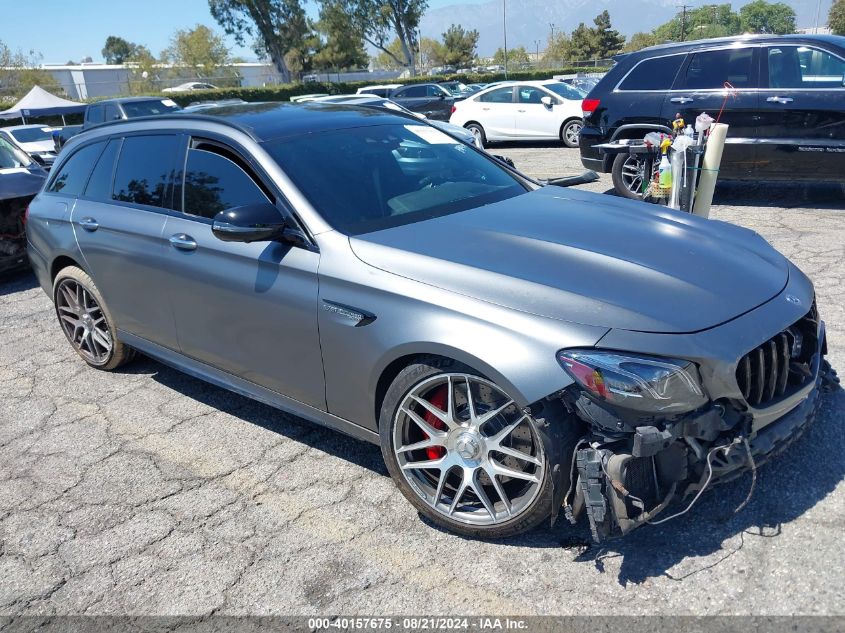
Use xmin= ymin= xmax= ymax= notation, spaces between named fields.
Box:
xmin=670 ymin=97 xmax=694 ymax=104
xmin=482 ymin=107 xmax=490 ymax=111
xmin=766 ymin=96 xmax=793 ymax=104
xmin=517 ymin=109 xmax=526 ymax=113
xmin=78 ymin=217 xmax=99 ymax=232
xmin=169 ymin=234 xmax=197 ymax=251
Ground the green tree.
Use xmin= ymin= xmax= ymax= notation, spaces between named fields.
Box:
xmin=440 ymin=24 xmax=478 ymax=67
xmin=330 ymin=0 xmax=428 ymax=75
xmin=568 ymin=22 xmax=597 ymax=61
xmin=831 ymin=0 xmax=845 ymax=35
xmin=209 ymin=0 xmax=310 ymax=83
xmin=165 ymin=25 xmax=231 ymax=77
xmin=622 ymin=31 xmax=660 ymax=53
xmin=492 ymin=46 xmax=529 ymax=66
xmin=419 ymin=37 xmax=445 ymax=69
xmin=654 ymin=4 xmax=741 ymax=41
xmin=543 ymin=32 xmax=571 ymax=63
xmin=592 ymin=10 xmax=625 ymax=58
xmin=312 ymin=1 xmax=368 ymax=70
xmin=740 ymin=0 xmax=796 ymax=34
xmin=0 ymin=41 xmax=61 ymax=100
xmin=102 ymin=36 xmax=143 ymax=64
xmin=124 ymin=45 xmax=164 ymax=94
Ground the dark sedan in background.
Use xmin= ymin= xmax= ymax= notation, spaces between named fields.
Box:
xmin=389 ymin=83 xmax=456 ymax=120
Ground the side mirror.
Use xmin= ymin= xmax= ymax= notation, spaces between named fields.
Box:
xmin=540 ymin=96 xmax=553 ymax=107
xmin=212 ymin=202 xmax=286 ymax=243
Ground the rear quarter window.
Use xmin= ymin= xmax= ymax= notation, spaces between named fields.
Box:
xmin=47 ymin=142 xmax=106 ymax=196
xmin=618 ymin=54 xmax=686 ymax=91
xmin=112 ymin=135 xmax=181 ymax=208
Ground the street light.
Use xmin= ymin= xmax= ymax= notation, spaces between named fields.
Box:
xmin=503 ymin=0 xmax=508 ymax=78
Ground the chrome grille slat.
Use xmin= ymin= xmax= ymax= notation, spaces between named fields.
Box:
xmin=751 ymin=347 xmax=765 ymax=406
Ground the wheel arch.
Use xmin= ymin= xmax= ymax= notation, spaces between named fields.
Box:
xmin=371 ymin=344 xmax=533 ymax=428
xmin=50 ymin=254 xmax=86 ymax=282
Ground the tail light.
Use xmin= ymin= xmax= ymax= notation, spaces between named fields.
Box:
xmin=582 ymin=98 xmax=600 ymax=119
xmin=451 ymin=105 xmax=457 ymax=114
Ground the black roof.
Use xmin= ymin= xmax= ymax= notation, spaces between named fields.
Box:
xmin=631 ymin=33 xmax=845 ymax=58
xmin=90 ymin=96 xmax=178 ymax=105
xmin=165 ymin=101 xmax=413 ymax=142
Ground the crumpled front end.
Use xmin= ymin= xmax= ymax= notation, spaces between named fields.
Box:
xmin=557 ymin=304 xmax=829 ymax=543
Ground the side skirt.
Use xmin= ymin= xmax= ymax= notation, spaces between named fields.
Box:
xmin=118 ymin=330 xmax=380 ymax=445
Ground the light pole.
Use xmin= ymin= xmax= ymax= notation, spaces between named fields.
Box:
xmin=814 ymin=0 xmax=822 ymax=33
xmin=534 ymin=39 xmax=541 ymax=68
xmin=503 ymin=0 xmax=508 ymax=78
xmin=550 ymin=23 xmax=556 ymax=41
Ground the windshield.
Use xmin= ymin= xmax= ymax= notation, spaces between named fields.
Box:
xmin=543 ymin=82 xmax=587 ymax=100
xmin=122 ymin=99 xmax=181 ymax=118
xmin=9 ymin=127 xmax=53 ymax=143
xmin=265 ymin=123 xmax=527 ymax=235
xmin=0 ymin=137 xmax=32 ymax=168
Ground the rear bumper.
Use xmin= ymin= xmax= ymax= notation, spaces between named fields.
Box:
xmin=26 ymin=240 xmax=51 ymax=294
xmin=578 ymin=127 xmax=610 ymax=172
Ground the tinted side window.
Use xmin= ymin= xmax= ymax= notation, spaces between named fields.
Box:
xmin=112 ymin=135 xmax=180 ymax=208
xmin=183 ymin=148 xmax=269 ymax=219
xmin=47 ymin=142 xmax=105 ymax=196
xmin=104 ymin=104 xmax=122 ymax=121
xmin=618 ymin=54 xmax=686 ymax=91
xmin=478 ymin=87 xmax=513 ymax=103
xmin=397 ymin=85 xmax=426 ymax=98
xmin=768 ymin=45 xmax=845 ymax=88
xmin=86 ymin=105 xmax=104 ymax=124
xmin=83 ymin=139 xmax=120 ymax=200
xmin=679 ymin=48 xmax=754 ymax=89
xmin=426 ymin=85 xmax=446 ymax=97
xmin=517 ymin=86 xmax=546 ymax=104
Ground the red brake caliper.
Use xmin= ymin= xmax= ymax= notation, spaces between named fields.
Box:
xmin=423 ymin=385 xmax=448 ymax=460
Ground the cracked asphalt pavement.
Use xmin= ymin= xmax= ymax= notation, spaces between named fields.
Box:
xmin=1 ymin=147 xmax=843 ymax=617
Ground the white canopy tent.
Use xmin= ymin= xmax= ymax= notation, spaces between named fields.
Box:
xmin=0 ymin=86 xmax=86 ymax=124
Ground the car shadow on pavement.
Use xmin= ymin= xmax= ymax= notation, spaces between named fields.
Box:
xmin=0 ymin=269 xmax=38 ymax=296
xmin=121 ymin=354 xmax=388 ymax=477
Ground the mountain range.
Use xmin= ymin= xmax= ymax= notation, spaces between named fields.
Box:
xmin=419 ymin=0 xmax=833 ymax=56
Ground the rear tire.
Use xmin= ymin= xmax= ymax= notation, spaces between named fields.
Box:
xmin=464 ymin=123 xmax=486 ymax=148
xmin=560 ymin=119 xmax=582 ymax=148
xmin=612 ymin=153 xmax=652 ymax=200
xmin=52 ymin=266 xmax=135 ymax=370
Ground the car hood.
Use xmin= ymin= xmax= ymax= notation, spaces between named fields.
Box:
xmin=349 ymin=187 xmax=789 ymax=334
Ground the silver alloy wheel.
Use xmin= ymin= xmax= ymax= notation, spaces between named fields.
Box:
xmin=564 ymin=121 xmax=582 ymax=147
xmin=469 ymin=126 xmax=484 ymax=147
xmin=393 ymin=373 xmax=545 ymax=526
xmin=55 ymin=279 xmax=113 ymax=364
xmin=619 ymin=155 xmax=647 ymax=197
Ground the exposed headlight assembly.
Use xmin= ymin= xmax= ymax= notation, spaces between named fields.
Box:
xmin=557 ymin=350 xmax=707 ymax=413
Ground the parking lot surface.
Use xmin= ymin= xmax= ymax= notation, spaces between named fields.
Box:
xmin=1 ymin=146 xmax=843 ymax=616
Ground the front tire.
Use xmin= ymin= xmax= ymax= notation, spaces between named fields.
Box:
xmin=561 ymin=119 xmax=582 ymax=148
xmin=53 ymin=266 xmax=134 ymax=370
xmin=379 ymin=358 xmax=554 ymax=539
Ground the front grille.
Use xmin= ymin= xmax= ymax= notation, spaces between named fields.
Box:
xmin=736 ymin=305 xmax=819 ymax=407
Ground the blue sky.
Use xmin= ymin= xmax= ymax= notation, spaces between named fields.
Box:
xmin=0 ymin=0 xmax=467 ymax=64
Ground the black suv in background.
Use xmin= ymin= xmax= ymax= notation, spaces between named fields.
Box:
xmin=389 ymin=83 xmax=456 ymax=120
xmin=579 ymin=34 xmax=845 ymax=198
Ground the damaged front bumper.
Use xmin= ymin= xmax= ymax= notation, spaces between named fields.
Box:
xmin=561 ymin=310 xmax=827 ymax=543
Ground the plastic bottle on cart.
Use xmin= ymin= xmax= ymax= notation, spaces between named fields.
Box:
xmin=659 ymin=138 xmax=673 ymax=189
xmin=684 ymin=125 xmax=694 ymax=138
